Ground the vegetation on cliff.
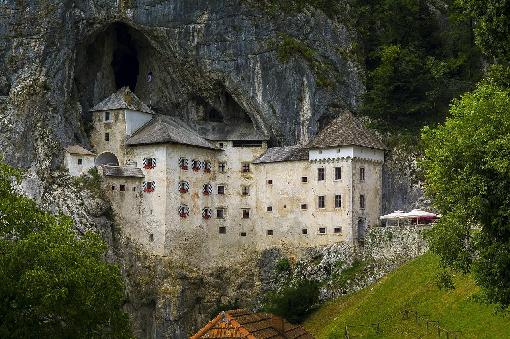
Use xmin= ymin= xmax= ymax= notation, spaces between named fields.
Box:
xmin=0 ymin=162 xmax=131 ymax=338
xmin=304 ymin=253 xmax=510 ymax=338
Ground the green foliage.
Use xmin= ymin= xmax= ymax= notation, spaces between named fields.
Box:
xmin=457 ymin=0 xmax=510 ymax=63
xmin=334 ymin=259 xmax=367 ymax=288
xmin=435 ymin=270 xmax=455 ymax=290
xmin=275 ymin=258 xmax=292 ymax=273
xmin=0 ymin=162 xmax=132 ymax=338
xmin=421 ymin=81 xmax=510 ymax=307
xmin=304 ymin=253 xmax=510 ymax=338
xmin=264 ymin=280 xmax=320 ymax=324
xmin=209 ymin=299 xmax=240 ymax=319
xmin=246 ymin=0 xmax=341 ymax=18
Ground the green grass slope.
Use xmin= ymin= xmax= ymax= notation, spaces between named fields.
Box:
xmin=304 ymin=253 xmax=510 ymax=338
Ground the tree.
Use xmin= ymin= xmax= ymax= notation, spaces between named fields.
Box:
xmin=0 ymin=162 xmax=132 ymax=338
xmin=421 ymin=79 xmax=510 ymax=306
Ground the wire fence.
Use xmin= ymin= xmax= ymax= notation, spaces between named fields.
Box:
xmin=342 ymin=309 xmax=462 ymax=338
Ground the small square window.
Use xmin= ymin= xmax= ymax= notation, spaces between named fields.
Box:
xmin=241 ymin=162 xmax=250 ymax=173
xmin=318 ymin=196 xmax=326 ymax=209
xmin=219 ymin=227 xmax=226 ymax=234
xmin=105 ymin=133 xmax=110 ymax=141
xmin=334 ymin=227 xmax=342 ymax=234
xmin=217 ymin=185 xmax=225 ymax=195
xmin=218 ymin=162 xmax=226 ymax=173
xmin=267 ymin=179 xmax=273 ymax=185
xmin=240 ymin=232 xmax=247 ymax=237
xmin=301 ymin=204 xmax=308 ymax=210
xmin=335 ymin=167 xmax=342 ymax=180
xmin=318 ymin=168 xmax=325 ymax=181
xmin=219 ymin=142 xmax=224 ymax=148
xmin=267 ymin=206 xmax=272 ymax=212
xmin=111 ymin=185 xmax=115 ymax=191
xmin=302 ymin=229 xmax=308 ymax=235
xmin=301 ymin=176 xmax=308 ymax=183
xmin=104 ymin=111 xmax=111 ymax=122
xmin=267 ymin=230 xmax=273 ymax=236
xmin=77 ymin=158 xmax=83 ymax=165
xmin=217 ymin=208 xmax=225 ymax=219
xmin=319 ymin=227 xmax=326 ymax=234
xmin=120 ymin=184 xmax=126 ymax=191
xmin=242 ymin=186 xmax=250 ymax=196
xmin=242 ymin=209 xmax=250 ymax=219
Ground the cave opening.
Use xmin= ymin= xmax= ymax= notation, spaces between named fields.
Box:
xmin=111 ymin=23 xmax=139 ymax=91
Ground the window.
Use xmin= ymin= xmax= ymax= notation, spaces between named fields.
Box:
xmin=179 ymin=181 xmax=189 ymax=193
xmin=216 ymin=208 xmax=225 ymax=219
xmin=318 ymin=168 xmax=325 ymax=181
xmin=217 ymin=185 xmax=225 ymax=195
xmin=301 ymin=176 xmax=308 ymax=183
xmin=104 ymin=133 xmax=110 ymax=141
xmin=335 ymin=167 xmax=342 ymax=180
xmin=335 ymin=195 xmax=342 ymax=208
xmin=219 ymin=226 xmax=226 ymax=234
xmin=267 ymin=206 xmax=272 ymax=212
xmin=203 ymin=183 xmax=212 ymax=196
xmin=241 ymin=162 xmax=250 ymax=173
xmin=267 ymin=230 xmax=273 ymax=236
xmin=178 ymin=205 xmax=190 ymax=218
xmin=132 ymin=186 xmax=136 ymax=192
xmin=267 ymin=179 xmax=273 ymax=185
xmin=360 ymin=167 xmax=365 ymax=181
xmin=242 ymin=185 xmax=250 ymax=196
xmin=143 ymin=158 xmax=157 ymax=169
xmin=360 ymin=194 xmax=366 ymax=209
xmin=203 ymin=160 xmax=212 ymax=173
xmin=319 ymin=227 xmax=326 ymax=234
xmin=104 ymin=111 xmax=111 ymax=122
xmin=240 ymin=232 xmax=247 ymax=237
xmin=334 ymin=227 xmax=342 ymax=234
xmin=143 ymin=181 xmax=155 ymax=193
xmin=179 ymin=157 xmax=188 ymax=170
xmin=219 ymin=142 xmax=224 ymax=148
xmin=120 ymin=184 xmax=126 ymax=191
xmin=202 ymin=207 xmax=212 ymax=219
xmin=242 ymin=209 xmax=250 ymax=219
xmin=318 ymin=196 xmax=325 ymax=209
xmin=149 ymin=234 xmax=154 ymax=242
xmin=218 ymin=162 xmax=226 ymax=173
xmin=192 ymin=159 xmax=201 ymax=172
xmin=302 ymin=229 xmax=308 ymax=235
xmin=301 ymin=204 xmax=308 ymax=210
xmin=77 ymin=158 xmax=83 ymax=165
xmin=111 ymin=185 xmax=115 ymax=191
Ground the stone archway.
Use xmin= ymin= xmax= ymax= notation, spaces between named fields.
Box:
xmin=95 ymin=152 xmax=119 ymax=166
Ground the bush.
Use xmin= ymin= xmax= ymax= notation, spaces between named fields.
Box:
xmin=275 ymin=258 xmax=292 ymax=273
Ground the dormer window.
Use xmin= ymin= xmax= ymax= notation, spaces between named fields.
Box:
xmin=192 ymin=159 xmax=201 ymax=172
xmin=179 ymin=157 xmax=188 ymax=170
xmin=104 ymin=111 xmax=112 ymax=122
xmin=179 ymin=181 xmax=189 ymax=193
xmin=203 ymin=183 xmax=212 ymax=196
xmin=202 ymin=207 xmax=212 ymax=219
xmin=143 ymin=157 xmax=156 ymax=169
xmin=179 ymin=205 xmax=190 ymax=218
xmin=203 ymin=160 xmax=212 ymax=173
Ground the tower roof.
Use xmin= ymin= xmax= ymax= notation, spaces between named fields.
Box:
xmin=89 ymin=87 xmax=155 ymax=114
xmin=307 ymin=111 xmax=386 ymax=150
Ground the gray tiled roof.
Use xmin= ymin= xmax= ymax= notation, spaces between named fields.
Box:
xmin=196 ymin=121 xmax=268 ymax=141
xmin=253 ymin=145 xmax=308 ymax=164
xmin=102 ymin=165 xmax=144 ymax=178
xmin=89 ymin=87 xmax=155 ymax=114
xmin=126 ymin=115 xmax=218 ymax=150
xmin=307 ymin=111 xmax=386 ymax=150
xmin=65 ymin=145 xmax=95 ymax=156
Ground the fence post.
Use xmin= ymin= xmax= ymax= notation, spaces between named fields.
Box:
xmin=344 ymin=326 xmax=349 ymax=339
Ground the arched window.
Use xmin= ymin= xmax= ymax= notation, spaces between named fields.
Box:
xmin=202 ymin=207 xmax=212 ymax=219
xmin=203 ymin=183 xmax=212 ymax=196
xmin=95 ymin=152 xmax=119 ymax=166
xmin=143 ymin=181 xmax=156 ymax=193
xmin=179 ymin=205 xmax=190 ymax=218
xmin=179 ymin=157 xmax=188 ymax=170
xmin=143 ymin=157 xmax=156 ymax=169
xmin=192 ymin=159 xmax=201 ymax=172
xmin=179 ymin=181 xmax=190 ymax=193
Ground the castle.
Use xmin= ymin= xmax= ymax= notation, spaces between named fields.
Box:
xmin=66 ymin=88 xmax=385 ymax=260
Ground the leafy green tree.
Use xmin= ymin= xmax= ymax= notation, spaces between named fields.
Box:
xmin=421 ymin=79 xmax=510 ymax=306
xmin=0 ymin=162 xmax=132 ymax=338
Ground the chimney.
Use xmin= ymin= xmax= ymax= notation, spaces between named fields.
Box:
xmin=271 ymin=315 xmax=286 ymax=336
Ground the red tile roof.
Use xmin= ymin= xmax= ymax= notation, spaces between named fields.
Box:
xmin=191 ymin=309 xmax=314 ymax=339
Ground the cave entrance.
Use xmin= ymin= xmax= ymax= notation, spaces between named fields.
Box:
xmin=111 ymin=23 xmax=139 ymax=91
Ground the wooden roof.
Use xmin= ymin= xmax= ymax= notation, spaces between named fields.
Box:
xmin=253 ymin=145 xmax=308 ymax=164
xmin=307 ymin=111 xmax=385 ymax=150
xmin=191 ymin=309 xmax=314 ymax=339
xmin=102 ymin=165 xmax=144 ymax=178
xmin=89 ymin=87 xmax=155 ymax=114
xmin=65 ymin=145 xmax=95 ymax=156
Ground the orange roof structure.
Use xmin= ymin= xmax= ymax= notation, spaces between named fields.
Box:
xmin=190 ymin=309 xmax=314 ymax=339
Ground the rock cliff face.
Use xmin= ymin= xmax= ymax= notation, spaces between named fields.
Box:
xmin=0 ymin=0 xmax=363 ymax=169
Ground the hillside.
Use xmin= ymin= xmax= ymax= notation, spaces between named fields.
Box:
xmin=304 ymin=253 xmax=510 ymax=338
